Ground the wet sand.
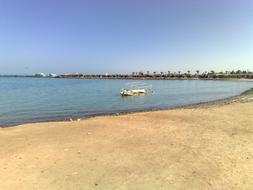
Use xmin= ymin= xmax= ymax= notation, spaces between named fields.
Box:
xmin=0 ymin=92 xmax=253 ymax=190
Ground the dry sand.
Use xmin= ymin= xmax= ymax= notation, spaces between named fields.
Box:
xmin=0 ymin=95 xmax=253 ymax=190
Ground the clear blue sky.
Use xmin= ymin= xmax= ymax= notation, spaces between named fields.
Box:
xmin=0 ymin=0 xmax=252 ymax=74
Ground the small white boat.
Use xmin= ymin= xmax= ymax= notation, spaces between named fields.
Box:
xmin=120 ymin=82 xmax=151 ymax=96
xmin=120 ymin=89 xmax=147 ymax=96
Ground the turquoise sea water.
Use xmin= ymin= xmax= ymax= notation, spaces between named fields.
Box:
xmin=0 ymin=77 xmax=252 ymax=127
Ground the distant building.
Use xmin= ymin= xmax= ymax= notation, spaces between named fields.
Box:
xmin=48 ymin=73 xmax=58 ymax=78
xmin=34 ymin=73 xmax=46 ymax=77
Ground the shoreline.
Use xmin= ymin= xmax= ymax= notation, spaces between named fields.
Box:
xmin=2 ymin=88 xmax=253 ymax=129
xmin=1 ymin=75 xmax=253 ymax=82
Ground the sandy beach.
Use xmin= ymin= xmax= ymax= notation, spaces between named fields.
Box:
xmin=0 ymin=92 xmax=253 ymax=190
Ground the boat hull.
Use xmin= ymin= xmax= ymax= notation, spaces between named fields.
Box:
xmin=120 ymin=89 xmax=147 ymax=96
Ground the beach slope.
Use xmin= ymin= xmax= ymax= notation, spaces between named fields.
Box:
xmin=0 ymin=97 xmax=253 ymax=189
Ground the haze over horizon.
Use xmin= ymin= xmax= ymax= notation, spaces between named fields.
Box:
xmin=0 ymin=0 xmax=253 ymax=75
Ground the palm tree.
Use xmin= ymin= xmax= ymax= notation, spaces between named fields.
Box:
xmin=196 ymin=70 xmax=199 ymax=75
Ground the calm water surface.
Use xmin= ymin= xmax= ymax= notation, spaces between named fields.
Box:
xmin=0 ymin=77 xmax=252 ymax=127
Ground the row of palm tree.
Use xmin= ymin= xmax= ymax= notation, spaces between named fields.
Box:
xmin=130 ymin=70 xmax=253 ymax=79
xmin=46 ymin=70 xmax=253 ymax=79
xmin=132 ymin=70 xmax=252 ymax=76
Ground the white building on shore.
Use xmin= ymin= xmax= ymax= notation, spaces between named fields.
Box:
xmin=34 ymin=73 xmax=47 ymax=77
